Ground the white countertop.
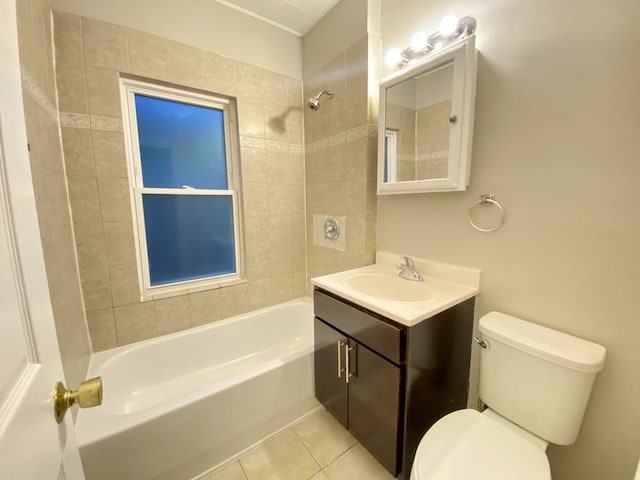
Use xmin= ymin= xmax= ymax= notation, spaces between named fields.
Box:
xmin=311 ymin=251 xmax=481 ymax=327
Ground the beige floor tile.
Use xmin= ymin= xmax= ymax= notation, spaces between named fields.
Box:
xmin=307 ymin=472 xmax=330 ymax=480
xmin=240 ymin=429 xmax=320 ymax=480
xmin=323 ymin=444 xmax=395 ymax=480
xmin=202 ymin=460 xmax=247 ymax=480
xmin=293 ymin=410 xmax=357 ymax=467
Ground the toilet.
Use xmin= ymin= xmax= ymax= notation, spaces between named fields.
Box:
xmin=411 ymin=311 xmax=606 ymax=479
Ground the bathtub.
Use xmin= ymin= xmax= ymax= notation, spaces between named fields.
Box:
xmin=76 ymin=298 xmax=319 ymax=480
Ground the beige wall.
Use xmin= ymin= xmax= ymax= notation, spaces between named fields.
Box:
xmin=50 ymin=0 xmax=302 ymax=78
xmin=53 ymin=12 xmax=306 ymax=350
xmin=302 ymin=1 xmax=380 ymax=287
xmin=15 ymin=0 xmax=90 ymax=389
xmin=378 ymin=0 xmax=640 ymax=479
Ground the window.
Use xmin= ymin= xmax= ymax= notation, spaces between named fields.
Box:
xmin=121 ymin=78 xmax=243 ymax=299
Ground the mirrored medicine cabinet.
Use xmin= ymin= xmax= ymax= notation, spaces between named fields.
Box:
xmin=377 ymin=36 xmax=477 ymax=194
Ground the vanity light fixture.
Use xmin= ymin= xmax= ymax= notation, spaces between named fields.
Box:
xmin=385 ymin=15 xmax=477 ymax=70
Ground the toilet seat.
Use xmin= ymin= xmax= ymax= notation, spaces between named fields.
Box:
xmin=411 ymin=409 xmax=551 ymax=480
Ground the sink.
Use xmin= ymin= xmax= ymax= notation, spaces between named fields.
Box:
xmin=346 ymin=272 xmax=432 ymax=302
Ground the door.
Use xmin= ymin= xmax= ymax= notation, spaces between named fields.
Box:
xmin=348 ymin=341 xmax=402 ymax=476
xmin=0 ymin=2 xmax=85 ymax=478
xmin=313 ymin=317 xmax=348 ymax=427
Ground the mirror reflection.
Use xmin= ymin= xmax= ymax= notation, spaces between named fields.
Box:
xmin=384 ymin=62 xmax=453 ymax=183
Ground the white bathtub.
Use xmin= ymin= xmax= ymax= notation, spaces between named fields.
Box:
xmin=76 ymin=298 xmax=319 ymax=480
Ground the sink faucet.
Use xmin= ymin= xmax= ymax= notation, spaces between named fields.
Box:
xmin=396 ymin=256 xmax=424 ymax=281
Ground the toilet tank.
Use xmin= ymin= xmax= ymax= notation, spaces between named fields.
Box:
xmin=478 ymin=312 xmax=606 ymax=446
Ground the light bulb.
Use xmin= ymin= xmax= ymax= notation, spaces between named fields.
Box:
xmin=385 ymin=48 xmax=403 ymax=68
xmin=439 ymin=15 xmax=459 ymax=36
xmin=410 ymin=32 xmax=428 ymax=51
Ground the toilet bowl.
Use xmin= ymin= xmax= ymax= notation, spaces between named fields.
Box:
xmin=411 ymin=409 xmax=550 ymax=480
xmin=411 ymin=311 xmax=606 ymax=480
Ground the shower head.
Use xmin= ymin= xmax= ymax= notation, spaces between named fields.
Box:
xmin=306 ymin=90 xmax=334 ymax=111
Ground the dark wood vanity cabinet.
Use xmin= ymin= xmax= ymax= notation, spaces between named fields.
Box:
xmin=313 ymin=288 xmax=475 ymax=479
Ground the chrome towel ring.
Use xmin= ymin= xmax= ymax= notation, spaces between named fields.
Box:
xmin=468 ymin=194 xmax=505 ymax=232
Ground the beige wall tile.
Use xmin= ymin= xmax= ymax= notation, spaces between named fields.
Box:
xmin=85 ymin=66 xmax=122 ymax=117
xmin=248 ymin=278 xmax=272 ymax=310
xmin=237 ymin=100 xmax=265 ymax=138
xmin=103 ymin=222 xmax=136 ymax=266
xmin=289 ymin=151 xmax=304 ymax=184
xmin=346 ymin=36 xmax=368 ymax=86
xmin=344 ymin=179 xmax=366 ymax=217
xmin=61 ymin=127 xmax=96 ymax=177
xmin=68 ymin=177 xmax=101 ymax=224
xmin=246 ymin=247 xmax=271 ymax=281
xmin=189 ymin=289 xmax=222 ymax=327
xmin=269 ymin=215 xmax=292 ymax=247
xmin=109 ymin=263 xmax=140 ymax=307
xmin=345 ymin=137 xmax=368 ymax=180
xmin=219 ymin=283 xmax=249 ymax=318
xmin=74 ymin=222 xmax=106 ymax=269
xmin=86 ymin=308 xmax=117 ymax=351
xmin=271 ymin=275 xmax=293 ymax=304
xmin=265 ymin=104 xmax=289 ymax=142
xmin=127 ymin=29 xmax=168 ymax=79
xmin=92 ymin=130 xmax=127 ymax=178
xmin=80 ymin=264 xmax=112 ymax=311
xmin=267 ymin=150 xmax=290 ymax=184
xmin=97 ymin=177 xmax=131 ymax=222
xmin=244 ymin=215 xmax=271 ymax=250
xmin=240 ymin=147 xmax=268 ymax=184
xmin=167 ymin=41 xmax=205 ymax=89
xmin=53 ymin=11 xmax=83 ymax=66
xmin=56 ymin=63 xmax=88 ymax=113
xmin=82 ymin=17 xmax=128 ymax=71
xmin=345 ymin=79 xmax=368 ymax=129
xmin=235 ymin=63 xmax=267 ymax=103
xmin=345 ymin=216 xmax=365 ymax=254
xmin=270 ymin=243 xmax=292 ymax=278
xmin=153 ymin=296 xmax=190 ymax=336
xmin=243 ymin=183 xmax=270 ymax=217
xmin=292 ymin=271 xmax=308 ymax=298
xmin=204 ymin=52 xmax=238 ymax=96
xmin=114 ymin=302 xmax=155 ymax=345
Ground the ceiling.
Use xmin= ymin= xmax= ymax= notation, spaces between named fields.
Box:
xmin=213 ymin=0 xmax=341 ymax=36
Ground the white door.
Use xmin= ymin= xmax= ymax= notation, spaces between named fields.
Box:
xmin=0 ymin=0 xmax=85 ymax=478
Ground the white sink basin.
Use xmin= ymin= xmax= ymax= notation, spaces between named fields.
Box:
xmin=346 ymin=272 xmax=432 ymax=302
xmin=311 ymin=252 xmax=481 ymax=326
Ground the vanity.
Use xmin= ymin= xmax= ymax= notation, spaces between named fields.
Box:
xmin=311 ymin=252 xmax=480 ymax=479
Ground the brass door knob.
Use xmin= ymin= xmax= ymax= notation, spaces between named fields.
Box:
xmin=53 ymin=376 xmax=103 ymax=423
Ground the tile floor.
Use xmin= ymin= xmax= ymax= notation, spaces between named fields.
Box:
xmin=199 ymin=409 xmax=396 ymax=480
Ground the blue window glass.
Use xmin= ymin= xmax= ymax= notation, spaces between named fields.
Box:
xmin=142 ymin=194 xmax=236 ymax=286
xmin=135 ymin=94 xmax=228 ymax=190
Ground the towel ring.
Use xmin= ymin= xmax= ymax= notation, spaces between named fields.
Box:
xmin=468 ymin=194 xmax=504 ymax=232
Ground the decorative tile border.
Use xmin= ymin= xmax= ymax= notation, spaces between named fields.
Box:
xmin=417 ymin=150 xmax=449 ymax=161
xmin=20 ymin=66 xmax=58 ymax=123
xmin=91 ymin=115 xmax=123 ymax=132
xmin=240 ymin=136 xmax=266 ymax=150
xmin=306 ymin=123 xmax=377 ymax=153
xmin=59 ymin=112 xmax=123 ymax=132
xmin=266 ymin=139 xmax=289 ymax=152
xmin=59 ymin=112 xmax=90 ymax=129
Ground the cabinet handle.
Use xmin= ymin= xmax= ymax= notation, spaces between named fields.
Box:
xmin=337 ymin=341 xmax=344 ymax=378
xmin=345 ymin=344 xmax=354 ymax=384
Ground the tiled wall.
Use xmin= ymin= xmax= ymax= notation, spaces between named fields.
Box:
xmin=386 ymin=100 xmax=451 ymax=181
xmin=53 ymin=12 xmax=306 ymax=350
xmin=386 ymin=102 xmax=416 ymax=181
xmin=16 ymin=0 xmax=90 ymax=387
xmin=303 ymin=35 xmax=380 ymax=286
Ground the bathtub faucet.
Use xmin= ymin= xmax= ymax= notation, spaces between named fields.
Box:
xmin=396 ymin=256 xmax=424 ymax=281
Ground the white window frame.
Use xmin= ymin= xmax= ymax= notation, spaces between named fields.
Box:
xmin=120 ymin=77 xmax=245 ymax=301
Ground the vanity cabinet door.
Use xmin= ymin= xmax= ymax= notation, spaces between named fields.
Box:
xmin=314 ymin=317 xmax=348 ymax=428
xmin=348 ymin=342 xmax=402 ymax=476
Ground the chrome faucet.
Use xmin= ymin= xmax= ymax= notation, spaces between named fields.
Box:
xmin=396 ymin=256 xmax=423 ymax=281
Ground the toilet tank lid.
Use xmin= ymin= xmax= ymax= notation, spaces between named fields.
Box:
xmin=479 ymin=312 xmax=606 ymax=373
